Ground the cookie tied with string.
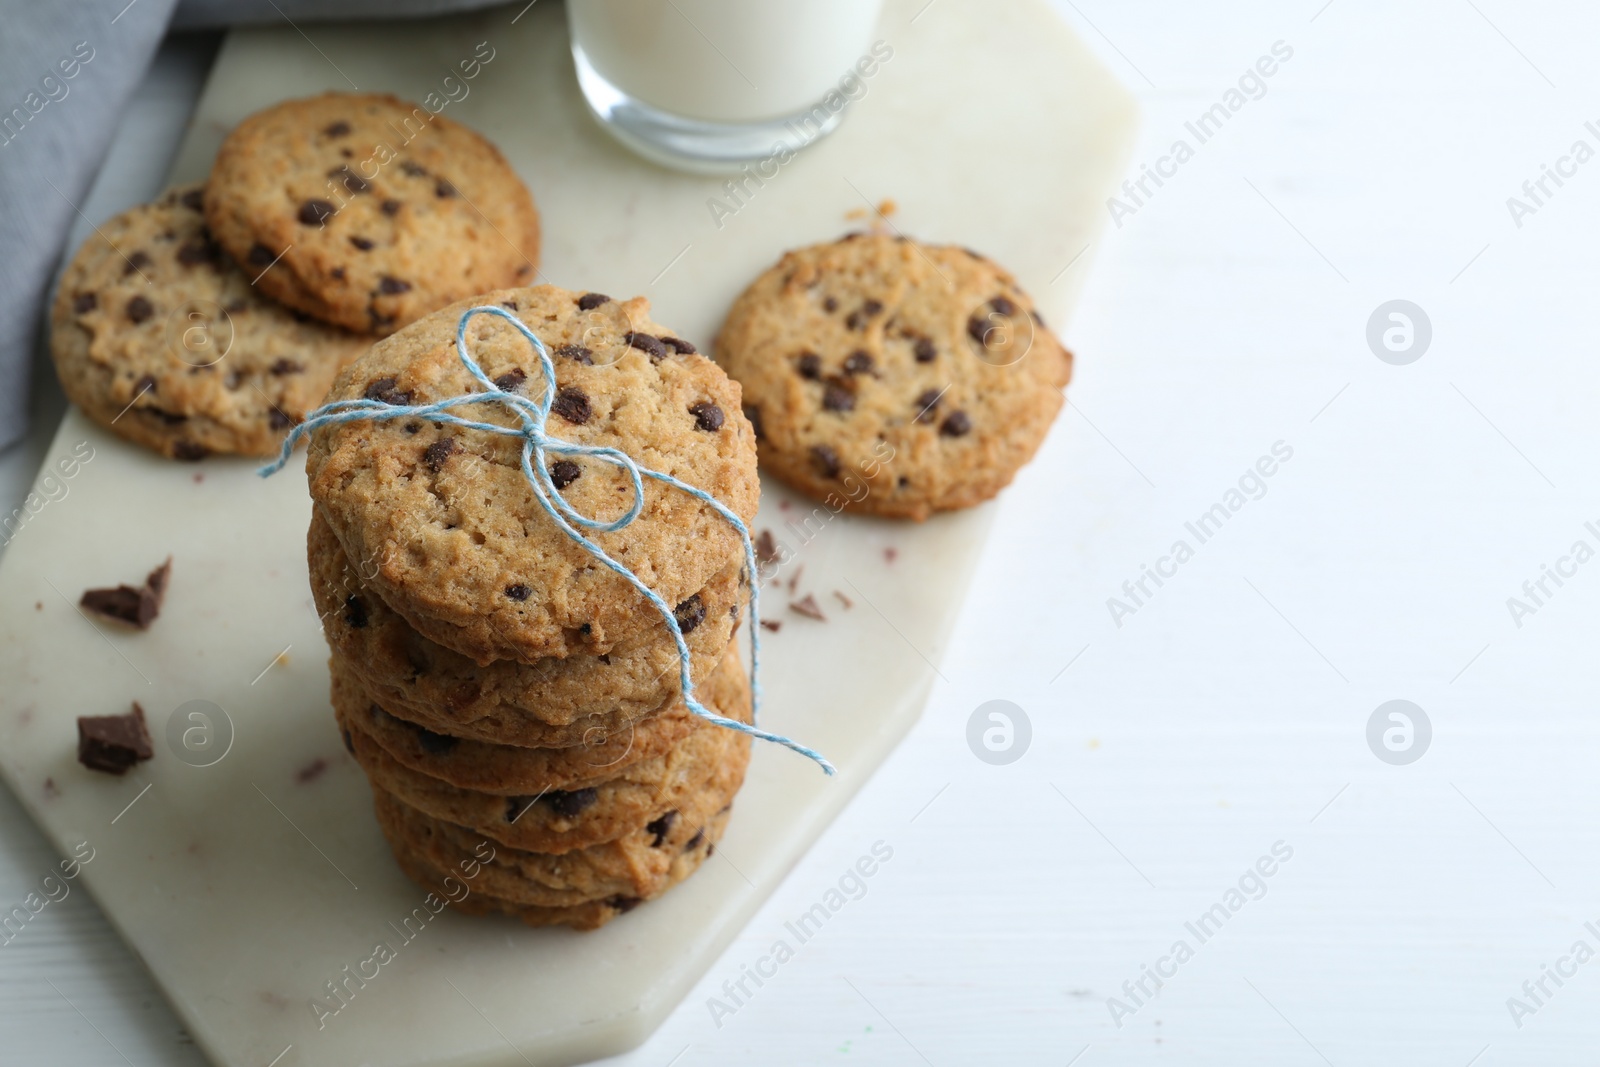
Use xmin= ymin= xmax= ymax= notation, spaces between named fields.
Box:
xmin=302 ymin=286 xmax=759 ymax=666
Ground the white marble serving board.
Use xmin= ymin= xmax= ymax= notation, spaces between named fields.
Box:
xmin=0 ymin=2 xmax=1135 ymax=1065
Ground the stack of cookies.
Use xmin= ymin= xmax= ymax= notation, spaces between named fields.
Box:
xmin=305 ymin=285 xmax=761 ymax=930
xmin=51 ymin=91 xmax=539 ymax=461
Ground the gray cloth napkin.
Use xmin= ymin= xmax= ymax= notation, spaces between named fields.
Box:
xmin=0 ymin=0 xmax=504 ymax=452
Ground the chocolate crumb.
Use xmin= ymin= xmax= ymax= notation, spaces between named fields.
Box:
xmin=833 ymin=590 xmax=854 ymax=609
xmin=790 ymin=594 xmax=826 ymax=621
xmin=755 ymin=530 xmax=779 ymax=566
xmin=884 ymin=547 xmax=899 ymax=563
xmin=76 ymin=702 xmax=153 ymax=775
xmin=295 ymin=758 xmax=327 ymax=783
xmin=80 ymin=557 xmax=172 ymax=629
xmin=760 ymin=619 xmax=783 ymax=632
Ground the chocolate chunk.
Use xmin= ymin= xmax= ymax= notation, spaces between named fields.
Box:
xmin=423 ymin=438 xmax=457 ymax=472
xmin=846 ymin=301 xmax=883 ymax=330
xmin=349 ymin=235 xmax=374 ymax=251
xmin=811 ymin=444 xmax=841 ymax=478
xmin=991 ymin=295 xmax=1017 ymax=317
xmin=341 ymin=729 xmax=355 ymax=755
xmin=844 ymin=350 xmax=874 ymax=375
xmin=404 ymin=421 xmax=422 ymax=434
xmin=368 ymin=308 xmax=396 ymax=330
xmin=73 ymin=292 xmax=97 ymax=314
xmin=298 ymin=199 xmax=335 ymax=226
xmin=247 ymin=243 xmax=276 ymax=266
xmin=544 ymin=788 xmax=598 ymax=817
xmin=435 ymin=178 xmax=457 ymax=198
xmin=123 ymin=250 xmax=151 ymax=275
xmin=914 ymin=337 xmax=937 ymax=362
xmin=551 ymin=388 xmax=591 ymax=424
xmin=555 ymin=344 xmax=593 ymax=365
xmin=180 ymin=188 xmax=204 ymax=211
xmin=328 ymin=166 xmax=369 ymax=194
xmin=363 ymin=377 xmax=412 ymax=405
xmin=607 ymin=895 xmax=642 ymax=913
xmin=494 ymin=367 xmax=527 ymax=392
xmin=915 ymin=388 xmax=943 ymax=422
xmin=662 ymin=336 xmax=697 ymax=354
xmin=940 ymin=410 xmax=972 ymax=437
xmin=400 ymin=161 xmax=428 ymax=177
xmin=967 ymin=315 xmax=990 ymax=344
xmin=76 ymin=702 xmax=153 ymax=775
xmin=505 ymin=584 xmax=530 ymax=601
xmin=410 ymin=722 xmax=458 ymax=754
xmin=674 ymin=594 xmax=706 ymax=635
xmin=172 ymin=441 xmax=208 ymax=461
xmin=684 ymin=828 xmax=706 ymax=851
xmin=755 ymin=529 xmax=779 ymax=565
xmin=744 ymin=404 xmax=764 ymax=440
xmin=380 ymin=199 xmax=402 ymax=216
xmin=80 ymin=557 xmax=172 ymax=630
xmin=823 ymin=296 xmax=838 ymax=312
xmin=126 ymin=296 xmax=153 ymax=324
xmin=688 ymin=401 xmax=724 ymax=432
xmin=796 ymin=352 xmax=822 ymax=379
xmin=1031 ymin=308 xmax=1047 ymax=326
xmin=268 ymin=409 xmax=293 ymax=430
xmin=625 ymin=332 xmax=667 ymax=359
xmin=646 ymin=811 xmax=677 ymax=847
xmin=133 ymin=373 xmax=157 ymax=396
xmin=378 ymin=276 xmax=411 ymax=295
xmin=549 ymin=460 xmax=581 ymax=490
xmin=502 ymin=301 xmax=519 ymax=310
xmin=323 ymin=121 xmax=351 ymax=137
xmin=344 ymin=595 xmax=368 ymax=628
xmin=822 ymin=383 xmax=855 ymax=412
xmin=790 ymin=594 xmax=826 ymax=621
xmin=576 ymin=292 xmax=610 ymax=310
xmin=269 ymin=359 xmax=302 ymax=375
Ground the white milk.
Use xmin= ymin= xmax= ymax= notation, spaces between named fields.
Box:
xmin=569 ymin=0 xmax=885 ymax=124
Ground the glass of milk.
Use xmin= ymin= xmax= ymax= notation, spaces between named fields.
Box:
xmin=569 ymin=0 xmax=888 ymax=173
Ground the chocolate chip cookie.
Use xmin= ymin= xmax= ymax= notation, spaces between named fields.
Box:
xmin=310 ymin=509 xmax=746 ymax=743
xmin=329 ymin=643 xmax=745 ymax=793
xmin=715 ymin=233 xmax=1073 ymax=520
xmin=306 ymin=286 xmax=759 ymax=665
xmin=205 ymin=92 xmax=540 ymax=335
xmin=345 ymin=662 xmax=750 ymax=853
xmin=371 ymin=746 xmax=740 ymax=911
xmin=50 ymin=184 xmax=369 ymax=459
xmin=388 ymin=808 xmax=727 ymax=930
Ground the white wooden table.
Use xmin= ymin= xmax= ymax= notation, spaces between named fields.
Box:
xmin=6 ymin=3 xmax=1600 ymax=1063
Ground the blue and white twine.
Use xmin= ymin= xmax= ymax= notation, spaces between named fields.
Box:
xmin=262 ymin=304 xmax=833 ymax=774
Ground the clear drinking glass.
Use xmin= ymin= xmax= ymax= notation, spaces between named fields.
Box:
xmin=568 ymin=0 xmax=888 ymax=173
